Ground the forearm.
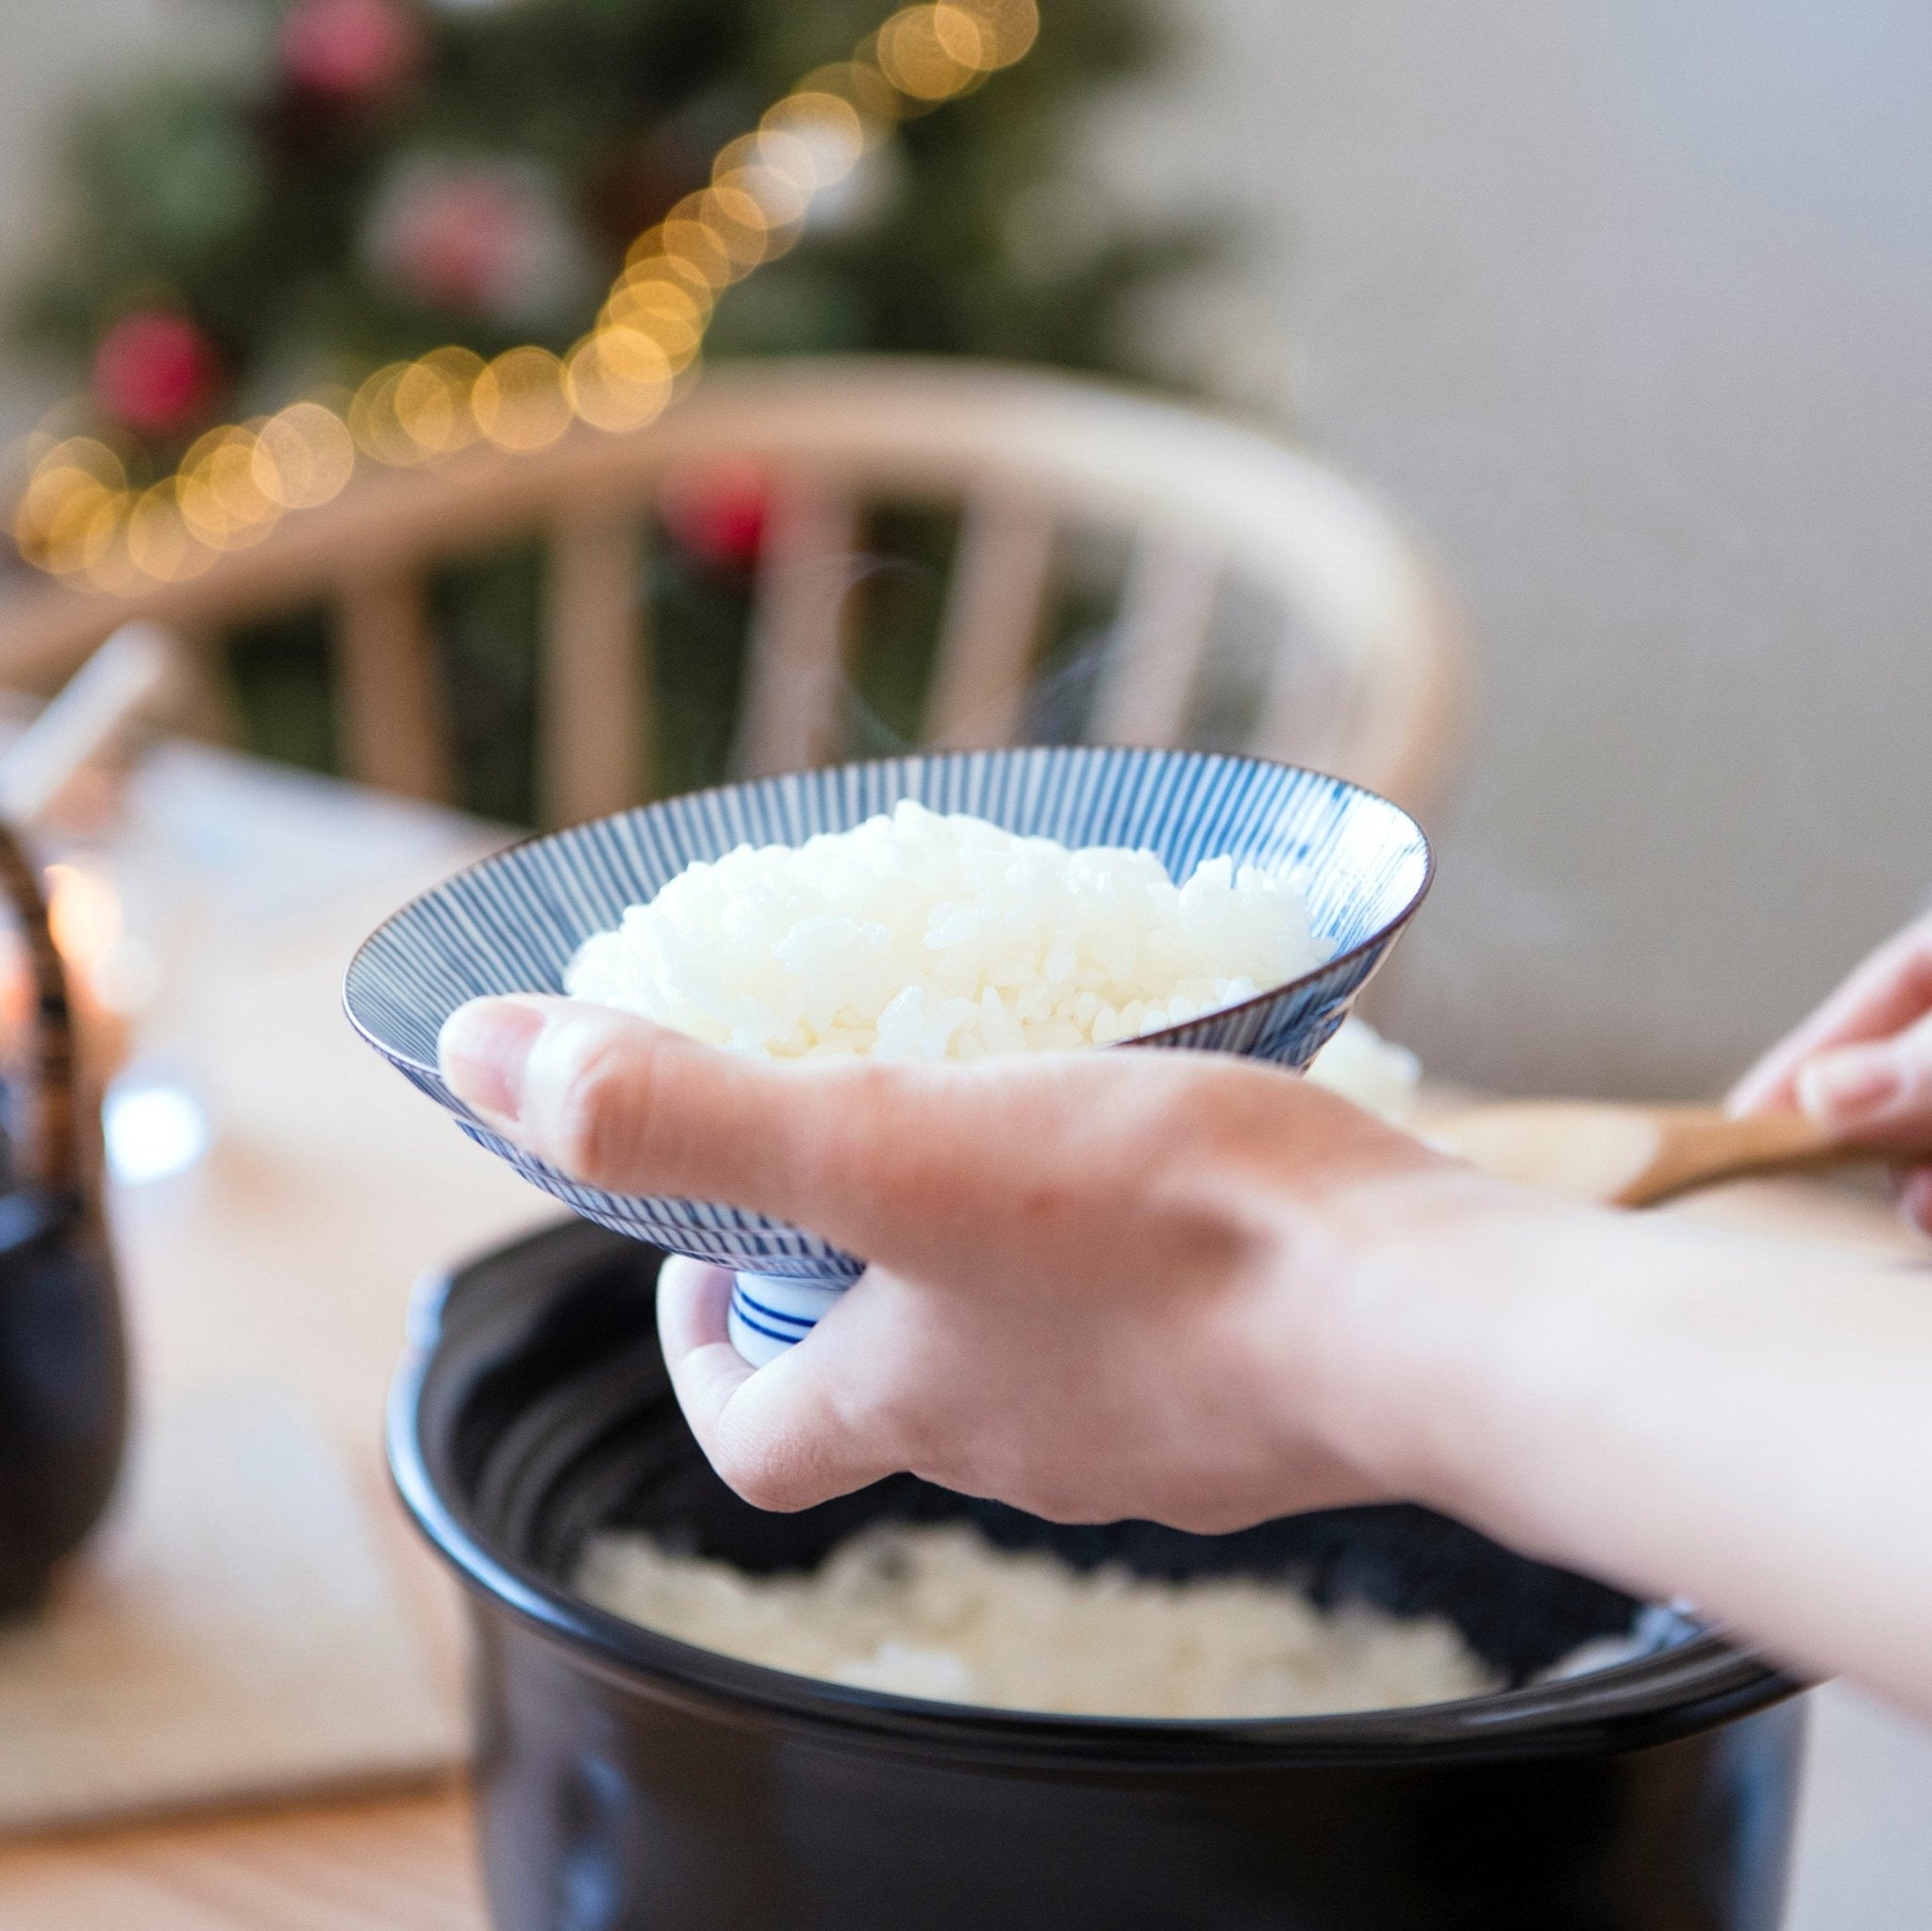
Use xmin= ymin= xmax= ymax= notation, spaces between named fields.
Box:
xmin=1307 ymin=1186 xmax=1932 ymax=1707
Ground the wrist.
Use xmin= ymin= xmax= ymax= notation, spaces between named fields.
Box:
xmin=1274 ymin=1171 xmax=1648 ymax=1525
xmin=1299 ymin=1180 xmax=1847 ymax=1585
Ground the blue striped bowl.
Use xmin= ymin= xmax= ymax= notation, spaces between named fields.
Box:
xmin=346 ymin=748 xmax=1431 ymax=1364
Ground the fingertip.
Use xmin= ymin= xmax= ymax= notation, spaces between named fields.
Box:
xmin=1901 ymin=1168 xmax=1932 ymax=1239
xmin=656 ymin=1257 xmax=753 ymax=1449
xmin=439 ymin=994 xmax=549 ymax=1127
xmin=654 ymin=1259 xmax=886 ymax=1513
xmin=1795 ymin=1044 xmax=1905 ymax=1132
xmin=1790 ymin=1057 xmax=1833 ymax=1125
xmin=658 ymin=1253 xmax=732 ymax=1357
xmin=1725 ymin=1056 xmax=1796 ymax=1119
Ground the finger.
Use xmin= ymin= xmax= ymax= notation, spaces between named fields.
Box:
xmin=439 ymin=994 xmax=1381 ymax=1276
xmin=441 ymin=994 xmax=857 ymax=1209
xmin=1731 ymin=917 xmax=1932 ymax=1114
xmin=656 ymin=1253 xmax=749 ymax=1431
xmin=1901 ymin=1168 xmax=1932 ymax=1239
xmin=1793 ymin=1009 xmax=1932 ymax=1151
xmin=656 ymin=1253 xmax=885 ymax=1512
xmin=440 ymin=991 xmax=1095 ymax=1261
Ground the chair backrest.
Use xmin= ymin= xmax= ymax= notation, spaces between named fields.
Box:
xmin=0 ymin=359 xmax=1464 ymax=824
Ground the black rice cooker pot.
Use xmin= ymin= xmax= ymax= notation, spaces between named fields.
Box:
xmin=390 ymin=1218 xmax=1805 ymax=1931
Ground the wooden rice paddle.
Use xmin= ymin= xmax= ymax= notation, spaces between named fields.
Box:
xmin=1429 ymin=1102 xmax=1918 ymax=1209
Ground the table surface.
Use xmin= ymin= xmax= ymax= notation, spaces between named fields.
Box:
xmin=0 ymin=741 xmax=1925 ymax=1929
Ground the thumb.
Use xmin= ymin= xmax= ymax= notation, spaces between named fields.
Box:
xmin=438 ymin=993 xmax=907 ymax=1236
xmin=654 ymin=1255 xmax=885 ymax=1510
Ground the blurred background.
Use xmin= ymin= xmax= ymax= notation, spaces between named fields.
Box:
xmin=2 ymin=0 xmax=1930 ymax=1101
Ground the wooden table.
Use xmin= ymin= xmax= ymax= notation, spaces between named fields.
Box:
xmin=0 ymin=741 xmax=1924 ymax=1927
xmin=0 ymin=744 xmax=537 ymax=1927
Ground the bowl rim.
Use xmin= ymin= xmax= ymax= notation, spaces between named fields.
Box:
xmin=388 ymin=1220 xmax=1803 ymax=1772
xmin=343 ymin=743 xmax=1437 ymax=1082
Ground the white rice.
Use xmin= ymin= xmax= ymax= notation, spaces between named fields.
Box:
xmin=576 ymin=1522 xmax=1502 ymax=1719
xmin=1304 ymin=1017 xmax=1422 ymax=1122
xmin=564 ymin=801 xmax=1327 ymax=1061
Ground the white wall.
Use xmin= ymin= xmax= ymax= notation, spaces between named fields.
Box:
xmin=1099 ymin=0 xmax=1932 ymax=1097
xmin=6 ymin=0 xmax=1929 ymax=1096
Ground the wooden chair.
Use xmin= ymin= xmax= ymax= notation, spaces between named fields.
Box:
xmin=0 ymin=359 xmax=1465 ymax=825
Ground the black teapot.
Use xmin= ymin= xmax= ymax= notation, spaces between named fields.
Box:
xmin=0 ymin=824 xmax=126 ymax=1620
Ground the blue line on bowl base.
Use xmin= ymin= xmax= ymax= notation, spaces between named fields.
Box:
xmin=727 ymin=1300 xmax=804 ymax=1367
xmin=731 ymin=1287 xmax=818 ymax=1330
xmin=728 ymin=1300 xmax=806 ymax=1344
xmin=727 ymin=1272 xmax=850 ymax=1368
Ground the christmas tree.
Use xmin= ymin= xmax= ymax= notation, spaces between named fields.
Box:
xmin=8 ymin=0 xmax=1205 ymax=819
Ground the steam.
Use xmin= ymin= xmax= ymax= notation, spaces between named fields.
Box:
xmin=818 ymin=544 xmax=1132 ymax=762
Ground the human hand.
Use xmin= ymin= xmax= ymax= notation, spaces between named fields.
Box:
xmin=1730 ymin=911 xmax=1932 ymax=1232
xmin=438 ymin=992 xmax=1932 ymax=1721
xmin=438 ymin=995 xmax=1498 ymax=1530
xmin=437 ymin=995 xmax=1932 ymax=1715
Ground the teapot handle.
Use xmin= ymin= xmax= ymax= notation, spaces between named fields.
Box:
xmin=0 ymin=824 xmax=80 ymax=1200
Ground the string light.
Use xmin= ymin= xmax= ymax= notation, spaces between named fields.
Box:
xmin=253 ymin=402 xmax=358 ymax=508
xmin=8 ymin=0 xmax=1039 ymax=594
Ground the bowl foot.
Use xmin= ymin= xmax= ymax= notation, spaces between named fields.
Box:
xmin=727 ymin=1273 xmax=849 ymax=1367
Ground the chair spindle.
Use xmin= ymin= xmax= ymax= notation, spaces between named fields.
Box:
xmin=334 ymin=571 xmax=453 ymax=804
xmin=542 ymin=512 xmax=650 ymax=826
xmin=1090 ymin=534 xmax=1221 ymax=748
xmin=733 ymin=479 xmax=861 ymax=776
xmin=924 ymin=490 xmax=1057 ymax=749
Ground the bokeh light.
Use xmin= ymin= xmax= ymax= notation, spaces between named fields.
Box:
xmin=392 ymin=347 xmax=485 ymax=458
xmin=176 ymin=425 xmax=282 ymax=550
xmin=566 ymin=327 xmax=675 ymax=434
xmin=349 ymin=362 xmax=425 ymax=465
xmin=104 ymin=1077 xmax=211 ymax=1187
xmin=601 ymin=274 xmax=708 ymax=368
xmin=473 ymin=346 xmax=572 ymax=451
xmin=877 ymin=6 xmax=986 ymax=100
xmin=963 ymin=0 xmax=1041 ymax=67
xmin=655 ymin=208 xmax=742 ymax=289
xmin=11 ymin=438 xmax=126 ymax=575
xmin=795 ymin=61 xmax=905 ymax=135
xmin=711 ymin=130 xmax=816 ymax=227
xmin=125 ymin=482 xmax=218 ymax=583
xmin=253 ymin=403 xmax=357 ymax=508
xmin=8 ymin=12 xmax=1042 ymax=590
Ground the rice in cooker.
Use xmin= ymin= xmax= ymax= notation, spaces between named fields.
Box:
xmin=576 ymin=1523 xmax=1502 ymax=1719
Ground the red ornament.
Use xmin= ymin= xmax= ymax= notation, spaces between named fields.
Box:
xmin=279 ymin=0 xmax=425 ymax=105
xmin=376 ymin=171 xmax=535 ymax=314
xmin=366 ymin=158 xmax=583 ymax=325
xmin=92 ymin=311 xmax=223 ymax=436
xmin=660 ymin=465 xmax=771 ymax=567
